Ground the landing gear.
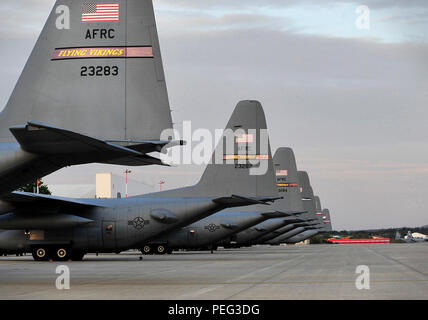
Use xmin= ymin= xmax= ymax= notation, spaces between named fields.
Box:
xmin=155 ymin=245 xmax=166 ymax=255
xmin=54 ymin=247 xmax=70 ymax=261
xmin=32 ymin=247 xmax=49 ymax=261
xmin=141 ymin=245 xmax=152 ymax=255
xmin=141 ymin=245 xmax=170 ymax=255
xmin=31 ymin=246 xmax=84 ymax=261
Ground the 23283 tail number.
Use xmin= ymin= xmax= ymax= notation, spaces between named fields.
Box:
xmin=81 ymin=66 xmax=119 ymax=77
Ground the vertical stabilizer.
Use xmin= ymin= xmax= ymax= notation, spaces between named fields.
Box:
xmin=143 ymin=100 xmax=278 ymax=200
xmin=298 ymin=171 xmax=317 ymax=222
xmin=0 ymin=0 xmax=172 ymax=143
xmin=271 ymin=148 xmax=304 ymax=213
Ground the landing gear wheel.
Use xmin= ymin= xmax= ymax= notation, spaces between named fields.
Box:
xmin=32 ymin=247 xmax=49 ymax=261
xmin=156 ymin=245 xmax=166 ymax=255
xmin=166 ymin=248 xmax=173 ymax=255
xmin=54 ymin=247 xmax=70 ymax=261
xmin=141 ymin=245 xmax=152 ymax=255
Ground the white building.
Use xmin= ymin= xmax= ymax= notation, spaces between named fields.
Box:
xmin=49 ymin=173 xmax=155 ymax=198
xmin=96 ymin=173 xmax=154 ymax=198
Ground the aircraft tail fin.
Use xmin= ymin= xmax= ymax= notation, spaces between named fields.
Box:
xmin=194 ymin=100 xmax=278 ymax=199
xmin=270 ymin=148 xmax=305 ymax=213
xmin=0 ymin=0 xmax=173 ymax=143
xmin=141 ymin=100 xmax=279 ymax=202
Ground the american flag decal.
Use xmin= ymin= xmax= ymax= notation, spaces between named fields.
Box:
xmin=275 ymin=169 xmax=288 ymax=176
xmin=82 ymin=3 xmax=119 ymax=23
xmin=236 ymin=134 xmax=254 ymax=144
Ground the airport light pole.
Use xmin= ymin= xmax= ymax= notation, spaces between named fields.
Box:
xmin=125 ymin=170 xmax=132 ymax=198
xmin=159 ymin=180 xmax=165 ymax=191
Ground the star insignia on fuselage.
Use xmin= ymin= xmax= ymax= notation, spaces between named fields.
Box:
xmin=129 ymin=217 xmax=146 ymax=230
xmin=204 ymin=224 xmax=220 ymax=233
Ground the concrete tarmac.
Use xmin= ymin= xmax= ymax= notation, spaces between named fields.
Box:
xmin=0 ymin=244 xmax=427 ymax=300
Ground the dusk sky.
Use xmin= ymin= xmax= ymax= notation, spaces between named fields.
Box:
xmin=0 ymin=0 xmax=427 ymax=230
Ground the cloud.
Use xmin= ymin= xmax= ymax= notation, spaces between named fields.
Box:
xmin=0 ymin=0 xmax=52 ymax=40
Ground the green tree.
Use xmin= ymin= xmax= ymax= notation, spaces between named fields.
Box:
xmin=17 ymin=179 xmax=51 ymax=195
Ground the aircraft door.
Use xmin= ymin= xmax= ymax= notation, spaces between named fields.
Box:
xmin=102 ymin=221 xmax=117 ymax=249
xmin=187 ymin=228 xmax=198 ymax=246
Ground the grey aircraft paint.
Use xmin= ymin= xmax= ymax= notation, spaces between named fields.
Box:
xmin=285 ymin=230 xmax=320 ymax=244
xmin=259 ymin=171 xmax=323 ymax=245
xmin=216 ymin=147 xmax=310 ymax=248
xmin=217 ymin=217 xmax=300 ymax=248
xmin=141 ymin=211 xmax=294 ymax=254
xmin=0 ymin=0 xmax=178 ymax=196
xmin=254 ymin=223 xmax=300 ymax=244
xmin=0 ymin=101 xmax=281 ymax=261
xmin=264 ymin=227 xmax=307 ymax=245
xmin=314 ymin=196 xmax=326 ymax=228
xmin=321 ymin=209 xmax=333 ymax=231
xmin=140 ymin=138 xmax=305 ymax=253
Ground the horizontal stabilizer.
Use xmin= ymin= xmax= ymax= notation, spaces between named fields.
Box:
xmin=109 ymin=139 xmax=186 ymax=154
xmin=295 ymin=222 xmax=317 ymax=227
xmin=10 ymin=121 xmax=169 ymax=166
xmin=213 ymin=195 xmax=281 ymax=207
xmin=261 ymin=210 xmax=305 ymax=218
xmin=304 ymin=226 xmax=320 ymax=230
xmin=284 ymin=218 xmax=306 ymax=224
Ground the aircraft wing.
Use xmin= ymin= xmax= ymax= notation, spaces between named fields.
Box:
xmin=10 ymin=121 xmax=171 ymax=166
xmin=0 ymin=191 xmax=103 ymax=210
xmin=0 ymin=192 xmax=101 ymax=229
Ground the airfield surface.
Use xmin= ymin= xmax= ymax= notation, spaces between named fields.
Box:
xmin=0 ymin=244 xmax=427 ymax=300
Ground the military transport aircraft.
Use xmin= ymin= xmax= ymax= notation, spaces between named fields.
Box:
xmin=140 ymin=211 xmax=298 ymax=254
xmin=138 ymin=144 xmax=309 ymax=254
xmin=0 ymin=101 xmax=281 ymax=261
xmin=0 ymin=0 xmax=181 ymax=196
xmin=216 ymin=147 xmax=311 ymax=248
xmin=259 ymin=171 xmax=323 ymax=245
